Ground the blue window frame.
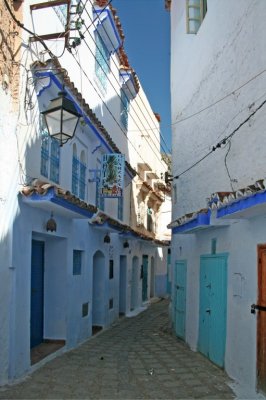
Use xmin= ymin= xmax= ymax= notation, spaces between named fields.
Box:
xmin=72 ymin=155 xmax=79 ymax=196
xmin=73 ymin=250 xmax=82 ymax=275
xmin=95 ymin=31 xmax=110 ymax=92
xmin=72 ymin=152 xmax=87 ymax=200
xmin=40 ymin=118 xmax=60 ymax=184
xmin=121 ymin=89 xmax=129 ymax=130
xmin=96 ymin=178 xmax=105 ymax=211
xmin=118 ymin=197 xmax=123 ymax=220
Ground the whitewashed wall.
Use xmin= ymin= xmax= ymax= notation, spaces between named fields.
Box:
xmin=171 ymin=0 xmax=266 ymax=216
xmin=170 ymin=0 xmax=266 ymax=396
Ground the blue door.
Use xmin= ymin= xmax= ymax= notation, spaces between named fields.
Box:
xmin=198 ymin=254 xmax=227 ymax=367
xmin=30 ymin=240 xmax=44 ymax=348
xmin=174 ymin=260 xmax=187 ymax=339
xmin=142 ymin=255 xmax=148 ymax=302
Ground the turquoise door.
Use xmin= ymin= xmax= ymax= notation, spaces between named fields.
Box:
xmin=198 ymin=254 xmax=228 ymax=367
xmin=30 ymin=240 xmax=44 ymax=348
xmin=174 ymin=260 xmax=187 ymax=339
xmin=167 ymin=250 xmax=171 ymax=295
xmin=142 ymin=255 xmax=148 ymax=302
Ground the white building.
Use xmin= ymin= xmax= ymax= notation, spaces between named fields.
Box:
xmin=0 ymin=0 xmax=171 ymax=384
xmin=168 ymin=0 xmax=266 ymax=397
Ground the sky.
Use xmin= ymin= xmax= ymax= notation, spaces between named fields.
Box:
xmin=112 ymin=0 xmax=171 ymax=153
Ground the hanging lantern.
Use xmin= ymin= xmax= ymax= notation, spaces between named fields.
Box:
xmin=42 ymin=89 xmax=81 ymax=146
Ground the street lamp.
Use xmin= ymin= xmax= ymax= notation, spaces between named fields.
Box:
xmin=42 ymin=89 xmax=81 ymax=146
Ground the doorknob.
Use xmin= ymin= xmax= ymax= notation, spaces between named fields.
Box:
xmin=206 ymin=308 xmax=211 ymax=314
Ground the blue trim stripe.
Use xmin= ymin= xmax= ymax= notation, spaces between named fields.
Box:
xmin=93 ymin=9 xmax=122 ymax=52
xmin=217 ymin=190 xmax=266 ymax=218
xmin=172 ymin=211 xmax=211 ymax=234
xmin=26 ymin=188 xmax=95 ymax=218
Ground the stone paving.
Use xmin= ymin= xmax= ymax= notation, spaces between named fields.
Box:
xmin=0 ymin=299 xmax=235 ymax=399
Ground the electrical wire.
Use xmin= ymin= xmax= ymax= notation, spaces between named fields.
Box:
xmin=172 ymin=68 xmax=266 ymax=126
xmin=70 ymin=32 xmax=168 ymax=169
xmin=83 ymin=0 xmax=171 ymax=155
xmin=80 ymin=5 xmax=167 ymax=159
xmin=69 ymin=51 xmax=155 ymax=174
xmin=173 ymin=97 xmax=266 ymax=180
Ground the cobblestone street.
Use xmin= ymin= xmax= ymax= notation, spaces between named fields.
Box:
xmin=0 ymin=299 xmax=235 ymax=399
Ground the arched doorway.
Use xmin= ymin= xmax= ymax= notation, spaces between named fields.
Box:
xmin=131 ymin=256 xmax=139 ymax=310
xmin=92 ymin=250 xmax=105 ymax=330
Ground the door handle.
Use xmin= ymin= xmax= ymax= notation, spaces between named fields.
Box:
xmin=206 ymin=308 xmax=211 ymax=314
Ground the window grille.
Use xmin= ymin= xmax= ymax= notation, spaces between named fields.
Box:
xmin=72 ymin=154 xmax=87 ymax=200
xmin=73 ymin=250 xmax=82 ymax=275
xmin=118 ymin=196 xmax=123 ymax=220
xmin=95 ymin=31 xmax=110 ymax=92
xmin=121 ymin=89 xmax=129 ymax=130
xmin=72 ymin=155 xmax=79 ymax=196
xmin=96 ymin=178 xmax=105 ymax=210
xmin=40 ymin=119 xmax=60 ymax=184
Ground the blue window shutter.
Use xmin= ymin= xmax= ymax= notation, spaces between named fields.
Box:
xmin=50 ymin=139 xmax=60 ymax=184
xmin=72 ymin=155 xmax=79 ymax=196
xmin=79 ymin=161 xmax=86 ymax=200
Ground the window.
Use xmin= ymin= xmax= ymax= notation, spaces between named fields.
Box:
xmin=118 ymin=197 xmax=123 ymax=220
xmin=73 ymin=250 xmax=83 ymax=275
xmin=186 ymin=0 xmax=207 ymax=34
xmin=96 ymin=159 xmax=105 ymax=210
xmin=82 ymin=302 xmax=89 ymax=317
xmin=72 ymin=146 xmax=87 ymax=200
xmin=109 ymin=298 xmax=113 ymax=309
xmin=95 ymin=31 xmax=110 ymax=92
xmin=120 ymin=89 xmax=129 ymax=130
xmin=40 ymin=117 xmax=60 ymax=184
xmin=147 ymin=207 xmax=153 ymax=232
xmin=109 ymin=260 xmax=114 ymax=279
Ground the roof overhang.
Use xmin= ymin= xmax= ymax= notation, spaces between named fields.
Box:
xmin=217 ymin=190 xmax=266 ymax=219
xmin=171 ymin=210 xmax=211 ymax=235
xmin=21 ymin=187 xmax=96 ymax=219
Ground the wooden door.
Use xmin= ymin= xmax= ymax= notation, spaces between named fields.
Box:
xmin=257 ymin=245 xmax=266 ymax=393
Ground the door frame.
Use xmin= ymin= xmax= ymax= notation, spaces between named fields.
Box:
xmin=257 ymin=244 xmax=266 ymax=392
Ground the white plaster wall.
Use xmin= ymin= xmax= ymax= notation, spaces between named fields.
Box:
xmin=171 ymin=0 xmax=266 ymax=217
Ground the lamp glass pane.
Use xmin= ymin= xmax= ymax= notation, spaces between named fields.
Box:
xmin=44 ymin=109 xmax=62 ymax=137
xmin=62 ymin=110 xmax=79 ymax=138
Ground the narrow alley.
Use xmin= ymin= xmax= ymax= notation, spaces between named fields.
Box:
xmin=0 ymin=299 xmax=235 ymax=399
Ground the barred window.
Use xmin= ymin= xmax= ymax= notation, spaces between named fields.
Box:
xmin=95 ymin=31 xmax=110 ymax=92
xmin=40 ymin=116 xmax=60 ymax=184
xmin=120 ymin=89 xmax=129 ymax=130
xmin=72 ymin=146 xmax=87 ymax=200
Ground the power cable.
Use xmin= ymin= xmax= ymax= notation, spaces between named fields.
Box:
xmin=172 ymin=97 xmax=266 ymax=180
xmin=172 ymin=68 xmax=266 ymax=126
xmin=83 ymin=0 xmax=171 ymax=155
xmin=69 ymin=51 xmax=156 ymax=175
xmin=73 ymin=25 xmax=168 ymax=168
